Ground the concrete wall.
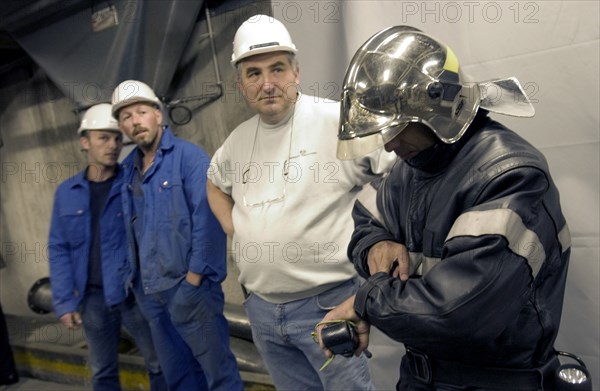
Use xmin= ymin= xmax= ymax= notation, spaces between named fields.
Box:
xmin=1 ymin=75 xmax=83 ymax=318
xmin=0 ymin=1 xmax=271 ymax=317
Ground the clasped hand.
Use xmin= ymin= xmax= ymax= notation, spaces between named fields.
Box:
xmin=367 ymin=240 xmax=410 ymax=280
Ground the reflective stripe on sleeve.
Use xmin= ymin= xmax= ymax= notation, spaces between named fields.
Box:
xmin=446 ymin=209 xmax=546 ymax=278
xmin=409 ymin=252 xmax=441 ymax=276
xmin=356 ymin=183 xmax=387 ymax=228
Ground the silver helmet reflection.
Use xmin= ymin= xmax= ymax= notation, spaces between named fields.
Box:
xmin=337 ymin=26 xmax=480 ymax=160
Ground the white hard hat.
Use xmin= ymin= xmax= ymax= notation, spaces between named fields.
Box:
xmin=231 ymin=14 xmax=297 ymax=66
xmin=78 ymin=103 xmax=120 ymax=135
xmin=111 ymin=80 xmax=161 ymax=118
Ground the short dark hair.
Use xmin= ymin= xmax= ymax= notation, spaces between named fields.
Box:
xmin=235 ymin=52 xmax=298 ymax=80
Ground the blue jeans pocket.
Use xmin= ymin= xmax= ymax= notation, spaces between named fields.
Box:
xmin=315 ymin=278 xmax=359 ymax=311
xmin=242 ymin=291 xmax=254 ymax=305
xmin=169 ymin=280 xmax=203 ymax=324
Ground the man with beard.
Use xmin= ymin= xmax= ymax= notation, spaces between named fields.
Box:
xmin=112 ymin=81 xmax=242 ymax=391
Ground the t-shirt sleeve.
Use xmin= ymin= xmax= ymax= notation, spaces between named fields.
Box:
xmin=206 ymin=143 xmax=233 ymax=196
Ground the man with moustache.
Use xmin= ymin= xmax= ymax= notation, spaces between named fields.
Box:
xmin=111 ymin=80 xmax=242 ymax=391
xmin=207 ymin=15 xmax=395 ymax=390
xmin=49 ymin=103 xmax=165 ymax=391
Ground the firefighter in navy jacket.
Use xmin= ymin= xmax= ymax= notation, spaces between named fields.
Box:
xmin=318 ymin=27 xmax=571 ymax=390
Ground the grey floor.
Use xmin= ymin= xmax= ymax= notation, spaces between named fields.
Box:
xmin=0 ymin=377 xmax=91 ymax=391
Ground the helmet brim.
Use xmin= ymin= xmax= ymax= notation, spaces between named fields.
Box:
xmin=337 ymin=123 xmax=408 ymax=160
xmin=231 ymin=45 xmax=297 ymax=66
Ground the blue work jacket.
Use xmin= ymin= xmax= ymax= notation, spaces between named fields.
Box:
xmin=121 ymin=127 xmax=227 ymax=295
xmin=48 ymin=168 xmax=129 ymax=318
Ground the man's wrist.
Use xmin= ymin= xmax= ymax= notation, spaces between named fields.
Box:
xmin=185 ymin=271 xmax=203 ymax=286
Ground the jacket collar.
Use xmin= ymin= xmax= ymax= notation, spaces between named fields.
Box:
xmin=69 ymin=169 xmax=89 ymax=188
xmin=157 ymin=125 xmax=175 ymax=153
xmin=407 ymin=110 xmax=489 ymax=174
xmin=131 ymin=125 xmax=175 ymax=170
xmin=122 ymin=125 xmax=175 ymax=172
xmin=69 ymin=164 xmax=122 ymax=189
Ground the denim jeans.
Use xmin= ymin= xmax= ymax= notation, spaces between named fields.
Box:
xmin=80 ymin=288 xmax=166 ymax=391
xmin=243 ymin=278 xmax=375 ymax=391
xmin=133 ymin=274 xmax=243 ymax=391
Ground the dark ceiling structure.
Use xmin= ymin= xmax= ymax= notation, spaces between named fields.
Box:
xmin=0 ymin=0 xmax=207 ymax=109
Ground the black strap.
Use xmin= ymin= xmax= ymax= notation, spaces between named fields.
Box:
xmin=405 ymin=346 xmax=558 ymax=390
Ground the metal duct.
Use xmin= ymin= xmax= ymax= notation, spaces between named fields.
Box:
xmin=27 ymin=277 xmax=269 ymax=374
xmin=1 ymin=0 xmax=204 ymax=109
xmin=28 ymin=277 xmax=255 ymax=342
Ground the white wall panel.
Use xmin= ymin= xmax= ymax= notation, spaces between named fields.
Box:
xmin=277 ymin=0 xmax=600 ymax=388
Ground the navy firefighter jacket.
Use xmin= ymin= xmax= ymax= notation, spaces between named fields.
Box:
xmin=350 ymin=116 xmax=570 ymax=369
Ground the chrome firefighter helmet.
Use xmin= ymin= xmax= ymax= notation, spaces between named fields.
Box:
xmin=337 ymin=26 xmax=534 ymax=159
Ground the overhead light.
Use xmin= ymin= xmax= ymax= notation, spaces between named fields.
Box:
xmin=91 ymin=3 xmax=119 ymax=33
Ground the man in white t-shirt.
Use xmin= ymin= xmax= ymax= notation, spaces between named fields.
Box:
xmin=207 ymin=15 xmax=395 ymax=390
